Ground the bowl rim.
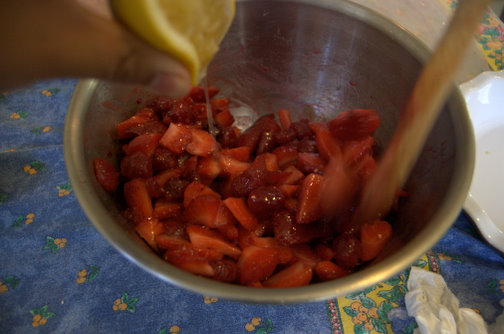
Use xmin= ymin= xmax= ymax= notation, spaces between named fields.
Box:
xmin=64 ymin=0 xmax=475 ymax=303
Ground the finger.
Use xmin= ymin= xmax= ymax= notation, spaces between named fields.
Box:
xmin=0 ymin=0 xmax=191 ymax=97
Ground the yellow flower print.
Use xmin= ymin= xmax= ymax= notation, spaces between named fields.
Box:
xmin=203 ymin=296 xmax=218 ymax=304
xmin=23 ymin=161 xmax=45 ymax=175
xmin=158 ymin=324 xmax=181 ymax=334
xmin=57 ymin=182 xmax=72 ymax=197
xmin=245 ymin=317 xmax=273 ymax=333
xmin=43 ymin=236 xmax=67 ymax=254
xmin=112 ymin=292 xmax=138 ymax=313
xmin=76 ymin=265 xmax=99 ymax=284
xmin=41 ymin=88 xmax=59 ymax=97
xmin=10 ymin=109 xmax=27 ymax=119
xmin=25 ymin=213 xmax=35 ymax=225
xmin=31 ymin=126 xmax=52 ymax=134
xmin=54 ymin=238 xmax=67 ymax=248
xmin=169 ymin=325 xmax=181 ymax=333
xmin=30 ymin=305 xmax=55 ymax=327
xmin=0 ymin=276 xmax=20 ymax=293
xmin=41 ymin=89 xmax=52 ymax=97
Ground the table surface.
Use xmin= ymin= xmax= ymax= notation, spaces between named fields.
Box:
xmin=1 ymin=1 xmax=504 ymax=333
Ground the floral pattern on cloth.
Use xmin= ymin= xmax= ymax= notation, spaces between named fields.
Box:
xmin=443 ymin=0 xmax=504 ymax=71
xmin=1 ymin=7 xmax=504 ymax=332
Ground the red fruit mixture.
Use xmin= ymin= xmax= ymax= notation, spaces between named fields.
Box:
xmin=94 ymin=85 xmax=395 ymax=287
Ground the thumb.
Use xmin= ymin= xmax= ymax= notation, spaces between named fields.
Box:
xmin=0 ymin=0 xmax=191 ymax=97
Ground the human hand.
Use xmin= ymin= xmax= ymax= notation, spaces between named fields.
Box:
xmin=0 ymin=0 xmax=191 ymax=97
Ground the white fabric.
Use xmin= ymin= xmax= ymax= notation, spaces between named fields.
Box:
xmin=405 ymin=266 xmax=487 ymax=334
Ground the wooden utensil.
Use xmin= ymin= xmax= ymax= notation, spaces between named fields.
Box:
xmin=350 ymin=0 xmax=491 ymax=227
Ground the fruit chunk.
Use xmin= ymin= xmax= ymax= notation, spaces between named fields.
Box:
xmin=329 ymin=109 xmax=380 ymax=140
xmin=93 ymin=158 xmax=119 ymax=193
xmin=159 ymin=123 xmax=192 ymax=154
xmin=238 ymin=245 xmax=279 ymax=285
xmin=123 ymin=179 xmax=153 ymax=222
xmin=296 ymin=173 xmax=324 ymax=224
xmin=263 ymin=261 xmax=312 ymax=288
xmin=186 ymin=225 xmax=241 ymax=259
xmin=360 ymin=220 xmax=392 ymax=261
xmin=223 ymin=197 xmax=258 ymax=230
xmin=314 ymin=261 xmax=348 ymax=281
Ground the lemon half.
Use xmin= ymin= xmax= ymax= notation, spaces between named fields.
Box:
xmin=110 ymin=0 xmax=235 ymax=85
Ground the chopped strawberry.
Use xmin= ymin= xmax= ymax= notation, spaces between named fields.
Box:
xmin=123 ymin=133 xmax=163 ymax=157
xmin=297 ymin=152 xmax=325 ymax=174
xmin=135 ymin=218 xmax=165 ymax=250
xmin=273 ymin=146 xmax=298 ymax=169
xmin=216 ymin=219 xmax=239 ymax=242
xmin=230 ymin=167 xmax=267 ymax=197
xmin=238 ymin=245 xmax=279 ymax=285
xmin=174 ymin=260 xmax=215 ymax=277
xmin=223 ymin=197 xmax=259 ymax=230
xmin=186 ymin=128 xmax=218 ymax=157
xmin=277 ymin=165 xmax=304 ymax=185
xmin=185 ymin=195 xmax=222 ymax=228
xmin=211 ymin=98 xmax=230 ymax=113
xmin=153 ymin=199 xmax=182 ymax=219
xmin=155 ymin=233 xmax=188 ymax=250
xmin=277 ymin=108 xmax=292 ymax=130
xmin=315 ymin=261 xmax=349 ymax=281
xmin=333 ymin=234 xmax=361 ymax=269
xmin=151 ymin=168 xmax=182 ymax=188
xmin=123 ymin=179 xmax=153 ymax=222
xmin=160 ymin=220 xmax=186 ymax=238
xmin=159 ymin=123 xmax=192 ymax=154
xmin=263 ymin=261 xmax=312 ymax=288
xmin=296 ymin=173 xmax=324 ymax=224
xmin=196 ymin=156 xmax=221 ymax=184
xmin=238 ymin=115 xmax=274 ymax=151
xmin=309 ymin=122 xmax=342 ymax=161
xmin=329 ymin=109 xmax=380 ymax=140
xmin=183 ymin=181 xmax=221 ymax=208
xmin=152 ymin=146 xmax=178 ymax=172
xmin=210 ymin=259 xmax=238 ymax=283
xmin=189 ymin=86 xmax=219 ymax=102
xmin=250 ymin=236 xmax=293 ymax=264
xmin=320 ymin=157 xmax=356 ymax=217
xmin=342 ymin=136 xmax=375 ymax=165
xmin=219 ymin=155 xmax=250 ymax=176
xmin=93 ymin=158 xmax=119 ymax=193
xmin=215 ymin=109 xmax=235 ymax=127
xmin=252 ymin=153 xmax=278 ymax=172
xmin=221 ymin=146 xmax=251 ymax=162
xmin=354 ymin=154 xmax=377 ymax=184
xmin=273 ymin=211 xmax=321 ymax=246
xmin=120 ymin=151 xmax=153 ymax=179
xmin=314 ymin=243 xmax=336 ymax=261
xmin=360 ymin=220 xmax=392 ymax=261
xmin=163 ymin=240 xmax=223 ymax=264
xmin=290 ymin=243 xmax=321 ymax=268
xmin=278 ymin=184 xmax=299 ymax=197
xmin=186 ymin=225 xmax=241 ymax=259
xmin=117 ymin=114 xmax=166 ymax=139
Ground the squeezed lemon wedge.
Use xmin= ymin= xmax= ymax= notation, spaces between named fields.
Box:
xmin=110 ymin=0 xmax=235 ymax=85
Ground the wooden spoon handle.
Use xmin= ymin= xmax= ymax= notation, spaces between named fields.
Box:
xmin=351 ymin=0 xmax=491 ymax=227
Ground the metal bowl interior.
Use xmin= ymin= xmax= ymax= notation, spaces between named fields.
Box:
xmin=64 ymin=0 xmax=474 ymax=303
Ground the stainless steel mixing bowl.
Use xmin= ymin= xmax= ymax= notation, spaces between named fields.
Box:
xmin=64 ymin=0 xmax=474 ymax=303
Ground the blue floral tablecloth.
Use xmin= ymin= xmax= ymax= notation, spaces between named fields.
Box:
xmin=0 ymin=77 xmax=503 ymax=334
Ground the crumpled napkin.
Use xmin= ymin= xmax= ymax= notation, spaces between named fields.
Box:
xmin=405 ymin=266 xmax=487 ymax=334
